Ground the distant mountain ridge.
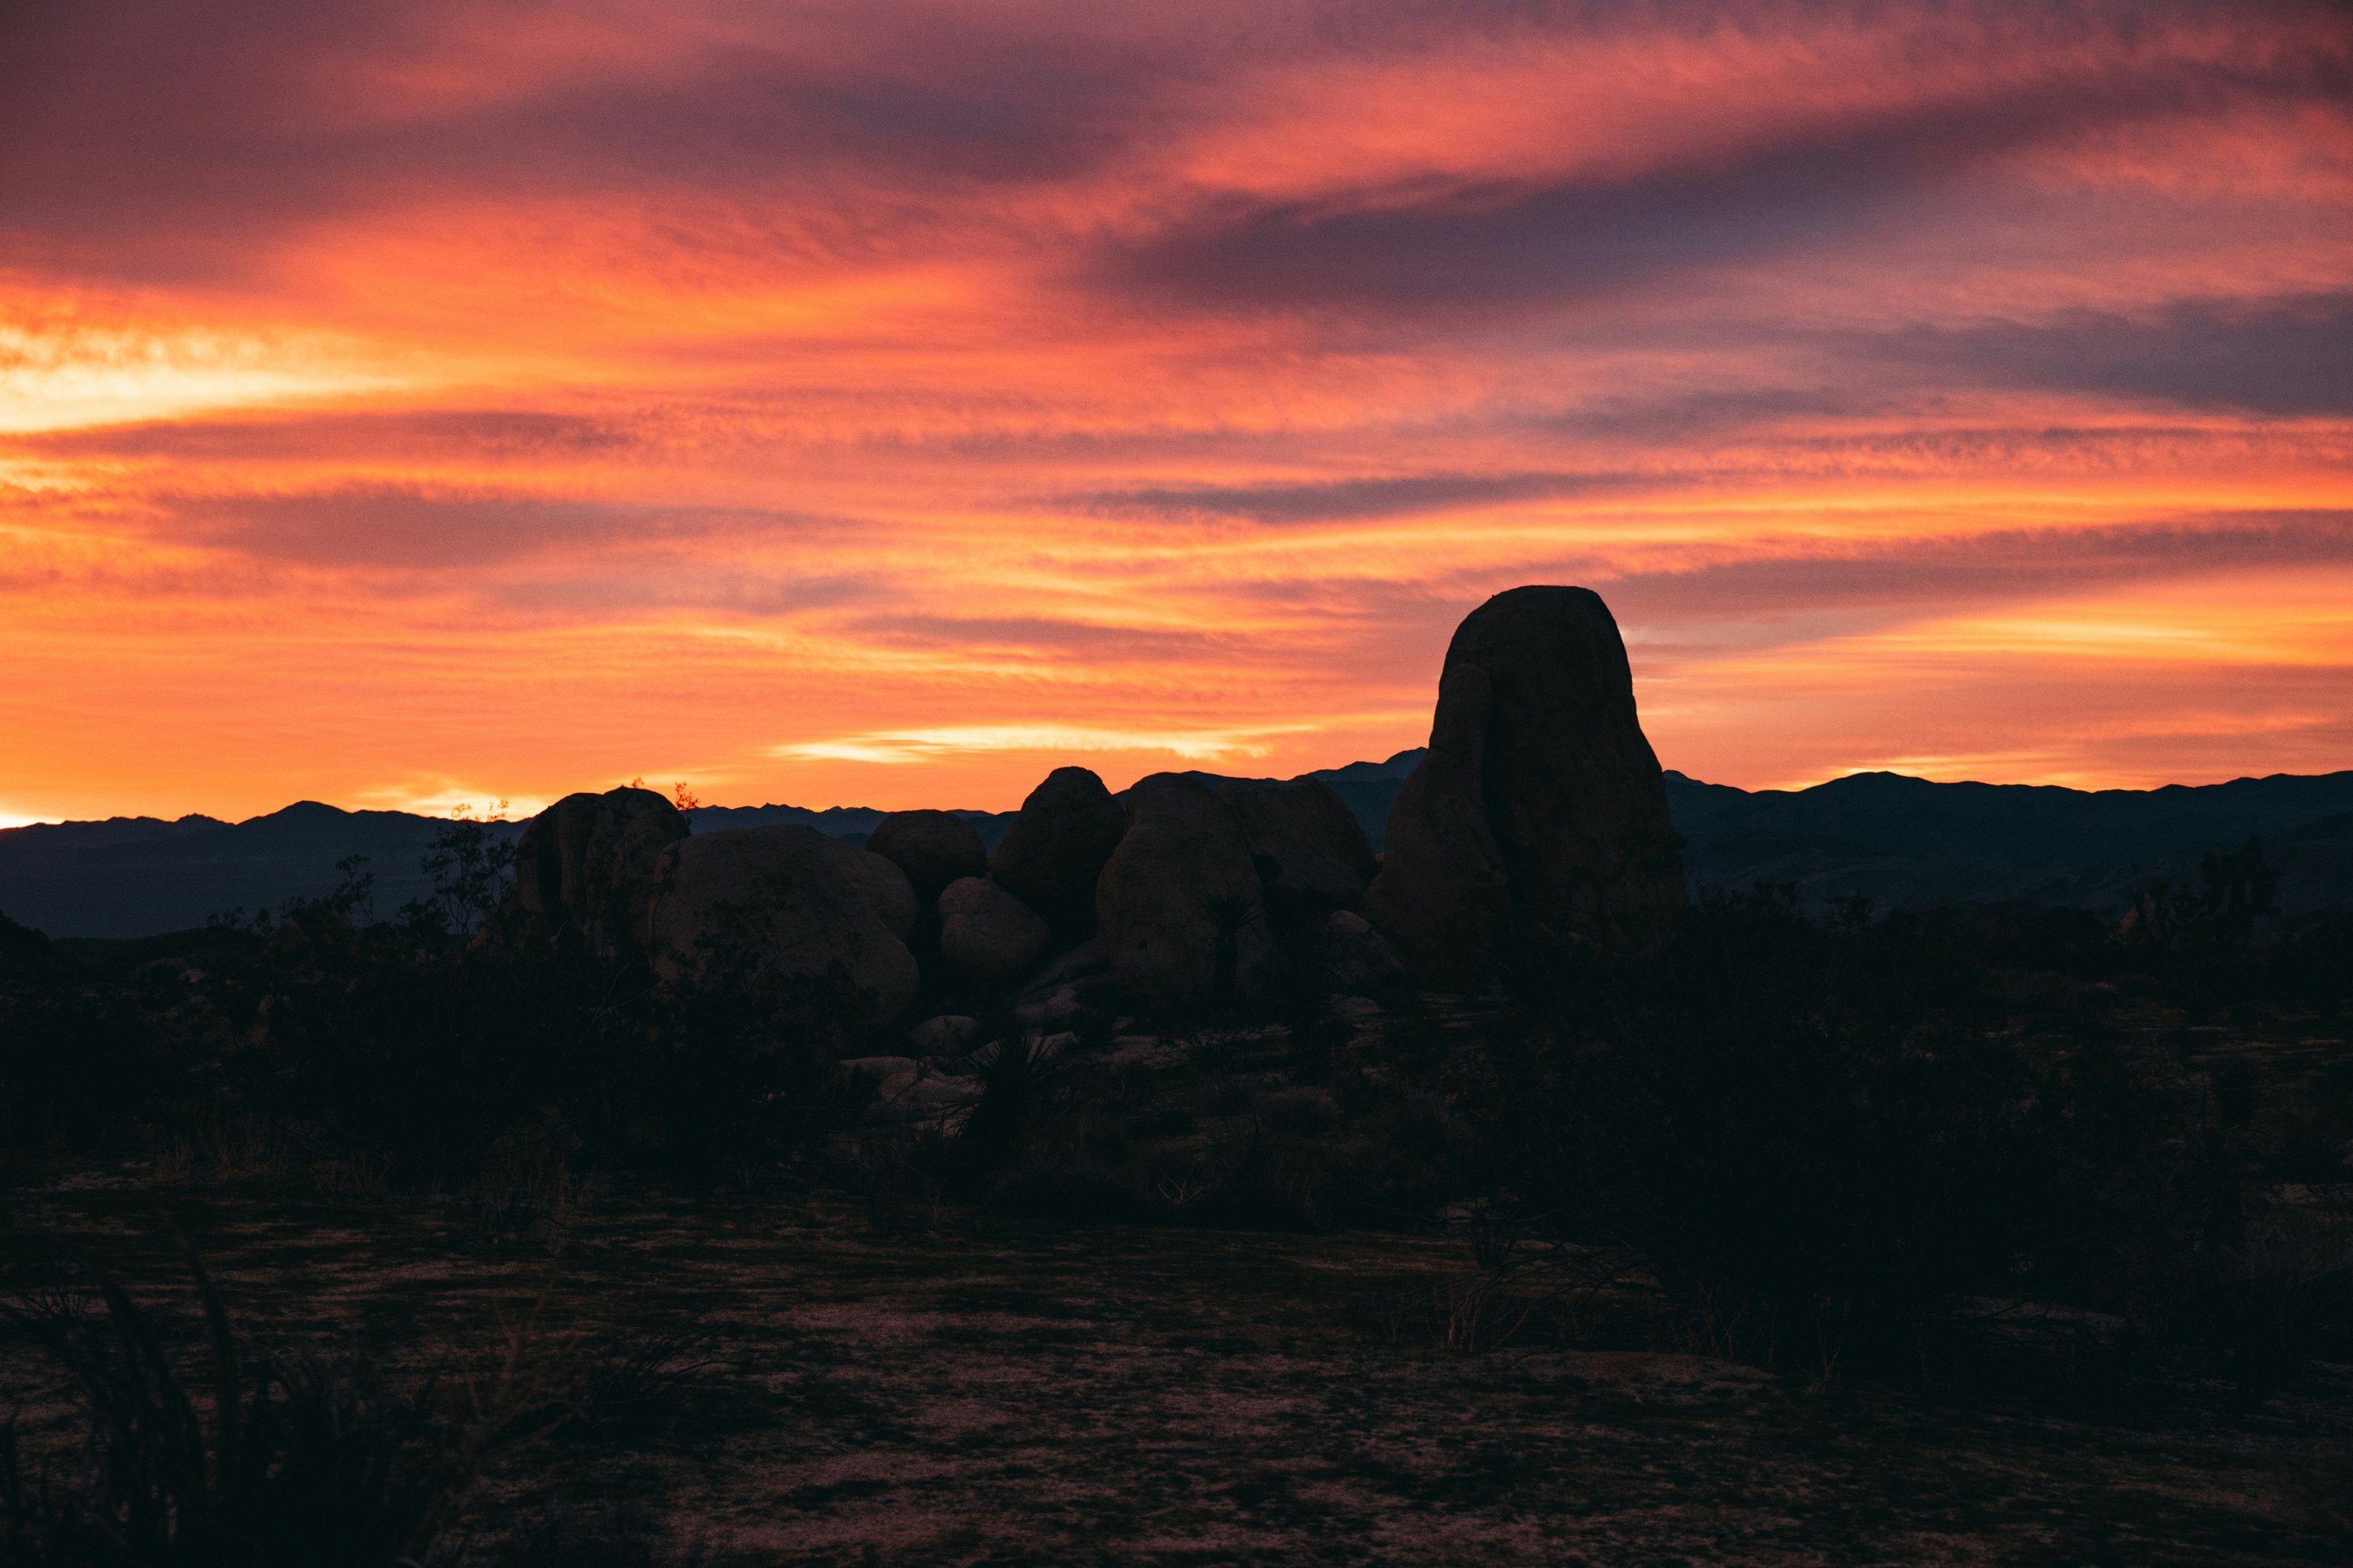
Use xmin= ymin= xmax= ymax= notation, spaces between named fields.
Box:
xmin=3 ymin=754 xmax=2349 ymax=939
xmin=1663 ymin=768 xmax=2353 ymax=921
xmin=1664 ymin=768 xmax=2353 ymax=867
xmin=0 ymin=803 xmax=533 ymax=940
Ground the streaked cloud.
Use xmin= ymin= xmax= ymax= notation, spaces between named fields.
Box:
xmin=771 ymin=721 xmax=1334 ymax=768
xmin=0 ymin=0 xmax=2346 ymax=821
xmin=0 ymin=318 xmax=411 ymax=434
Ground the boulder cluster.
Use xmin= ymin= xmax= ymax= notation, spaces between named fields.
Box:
xmin=502 ymin=586 xmax=1684 ymax=1029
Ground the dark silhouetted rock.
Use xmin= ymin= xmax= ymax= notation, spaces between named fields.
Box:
xmin=1366 ymin=586 xmax=1682 ymax=991
xmin=988 ymin=767 xmax=1125 ymax=935
xmin=909 ymin=1014 xmax=979 ymax=1056
xmin=837 ymin=842 xmax=919 ymax=944
xmin=839 ymin=1055 xmax=920 ymax=1097
xmin=509 ymin=786 xmax=687 ymax=958
xmin=1362 ymin=664 xmax=1513 ymax=991
xmin=937 ymin=875 xmax=1052 ymax=984
xmin=1016 ymin=984 xmax=1084 ymax=1030
xmin=1307 ymin=909 xmax=1409 ymax=994
xmin=1021 ymin=933 xmax=1108 ymax=996
xmin=867 ymin=810 xmax=988 ymax=903
xmin=1096 ymin=773 xmax=1277 ymax=1007
xmin=645 ymin=825 xmax=919 ymax=1027
xmin=1219 ymin=779 xmax=1378 ymax=918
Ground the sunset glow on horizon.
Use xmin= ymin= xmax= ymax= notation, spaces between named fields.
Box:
xmin=4 ymin=0 xmax=2350 ymax=824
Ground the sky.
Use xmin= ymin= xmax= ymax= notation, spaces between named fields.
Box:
xmin=2 ymin=0 xmax=2349 ymax=825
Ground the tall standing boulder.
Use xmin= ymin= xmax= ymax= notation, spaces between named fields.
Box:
xmin=1096 ymin=773 xmax=1277 ymax=1007
xmin=988 ymin=766 xmax=1126 ymax=937
xmin=1362 ymin=664 xmax=1513 ymax=991
xmin=867 ymin=810 xmax=988 ymax=904
xmin=645 ymin=825 xmax=919 ymax=1028
xmin=508 ymin=786 xmax=687 ymax=959
xmin=1365 ymin=586 xmax=1683 ymax=992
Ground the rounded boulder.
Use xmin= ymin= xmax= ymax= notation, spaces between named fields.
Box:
xmin=1096 ymin=773 xmax=1278 ymax=1007
xmin=989 ymin=767 xmax=1126 ymax=934
xmin=1219 ymin=779 xmax=1378 ymax=919
xmin=867 ymin=809 xmax=988 ymax=903
xmin=646 ymin=825 xmax=919 ymax=1028
xmin=508 ymin=786 xmax=686 ymax=959
xmin=937 ymin=875 xmax=1053 ymax=985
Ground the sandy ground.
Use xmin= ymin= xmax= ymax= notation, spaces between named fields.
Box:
xmin=4 ymin=1180 xmax=2346 ymax=1565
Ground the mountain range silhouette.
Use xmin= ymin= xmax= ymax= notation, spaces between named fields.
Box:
xmin=4 ymin=754 xmax=2350 ymax=940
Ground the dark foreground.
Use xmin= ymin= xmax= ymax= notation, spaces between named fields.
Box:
xmin=6 ymin=1180 xmax=2346 ymax=1566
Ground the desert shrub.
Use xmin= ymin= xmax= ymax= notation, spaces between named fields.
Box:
xmin=2258 ymin=908 xmax=2353 ymax=1019
xmin=1467 ymin=889 xmax=2206 ymax=1382
xmin=561 ymin=1325 xmax=723 ymax=1439
xmin=173 ymin=888 xmax=857 ymax=1189
xmin=0 ymin=1223 xmax=640 ymax=1568
xmin=1 ymin=1251 xmax=465 ymax=1567
xmin=0 ymin=923 xmax=167 ymax=1155
xmin=956 ymin=1024 xmax=1063 ymax=1184
xmin=0 ymin=810 xmax=871 ymax=1189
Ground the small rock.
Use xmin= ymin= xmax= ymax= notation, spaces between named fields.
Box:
xmin=899 ymin=1075 xmax=978 ymax=1111
xmin=1015 ymin=982 xmax=1082 ymax=1030
xmin=909 ymin=1014 xmax=980 ymax=1055
xmin=838 ymin=1055 xmax=921 ymax=1099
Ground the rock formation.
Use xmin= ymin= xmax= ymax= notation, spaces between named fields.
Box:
xmin=988 ymin=766 xmax=1127 ymax=936
xmin=1096 ymin=773 xmax=1277 ymax=1006
xmin=1365 ymin=586 xmax=1683 ymax=991
xmin=1219 ymin=779 xmax=1379 ymax=920
xmin=867 ymin=809 xmax=989 ymax=904
xmin=937 ymin=875 xmax=1052 ymax=985
xmin=501 ymin=585 xmax=1674 ymax=1019
xmin=509 ymin=785 xmax=687 ymax=958
xmin=1305 ymin=909 xmax=1409 ymax=995
xmin=909 ymin=1013 xmax=979 ymax=1056
xmin=644 ymin=824 xmax=919 ymax=1027
xmin=833 ymin=838 xmax=920 ymax=945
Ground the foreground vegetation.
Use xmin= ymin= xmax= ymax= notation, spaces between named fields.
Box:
xmin=2 ymin=830 xmax=2350 ymax=1561
xmin=5 ymin=1181 xmax=2350 ymax=1565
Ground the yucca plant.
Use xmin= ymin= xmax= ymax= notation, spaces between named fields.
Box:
xmin=1 ymin=1241 xmax=474 ymax=1567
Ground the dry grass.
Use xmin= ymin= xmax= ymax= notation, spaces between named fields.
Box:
xmin=4 ymin=1178 xmax=2345 ymax=1565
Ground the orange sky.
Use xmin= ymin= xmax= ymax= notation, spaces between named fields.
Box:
xmin=3 ymin=0 xmax=2350 ymax=824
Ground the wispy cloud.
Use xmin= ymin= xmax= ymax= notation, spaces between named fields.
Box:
xmin=769 ymin=721 xmax=1332 ymax=768
xmin=1 ymin=0 xmax=2347 ymax=819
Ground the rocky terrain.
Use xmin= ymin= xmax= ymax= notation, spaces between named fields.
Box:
xmin=498 ymin=586 xmax=1683 ymax=1040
